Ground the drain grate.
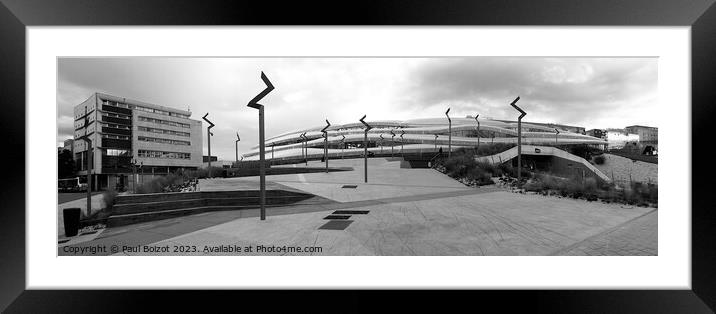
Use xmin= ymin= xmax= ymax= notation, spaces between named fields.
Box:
xmin=324 ymin=214 xmax=351 ymax=220
xmin=341 ymin=185 xmax=358 ymax=189
xmin=332 ymin=210 xmax=370 ymax=215
xmin=318 ymin=220 xmax=353 ymax=230
xmin=58 ymin=239 xmax=70 ymax=244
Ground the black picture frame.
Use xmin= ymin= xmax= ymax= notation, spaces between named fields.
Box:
xmin=1 ymin=0 xmax=714 ymax=312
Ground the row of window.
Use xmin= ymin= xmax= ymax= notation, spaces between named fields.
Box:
xmin=105 ymin=149 xmax=131 ymax=156
xmin=138 ymin=116 xmax=191 ymax=128
xmin=103 ymin=100 xmax=190 ymax=119
xmin=138 ymin=136 xmax=190 ymax=146
xmin=101 ymin=122 xmax=131 ymax=130
xmin=102 ymin=134 xmax=130 ymax=140
xmin=101 ymin=111 xmax=131 ymax=120
xmin=138 ymin=126 xmax=190 ymax=137
xmin=138 ymin=150 xmax=191 ymax=160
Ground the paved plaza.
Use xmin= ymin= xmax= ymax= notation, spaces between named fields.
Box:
xmin=59 ymin=158 xmax=657 ymax=256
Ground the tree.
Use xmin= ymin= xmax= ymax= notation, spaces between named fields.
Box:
xmin=58 ymin=149 xmax=75 ymax=178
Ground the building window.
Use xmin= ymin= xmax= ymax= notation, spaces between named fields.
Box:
xmin=138 ymin=136 xmax=190 ymax=146
xmin=138 ymin=149 xmax=191 ymax=159
xmin=105 ymin=149 xmax=131 ymax=156
xmin=137 ymin=126 xmax=190 ymax=137
xmin=138 ymin=116 xmax=191 ymax=128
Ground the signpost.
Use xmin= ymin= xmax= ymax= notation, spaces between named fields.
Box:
xmin=509 ymin=96 xmax=525 ymax=182
xmin=322 ymin=119 xmax=331 ymax=172
xmin=202 ymin=113 xmax=215 ymax=178
xmin=340 ymin=134 xmax=346 ymax=159
xmin=247 ymin=71 xmax=274 ymax=221
xmin=445 ymin=107 xmax=452 ymax=157
xmin=359 ymin=115 xmax=373 ymax=183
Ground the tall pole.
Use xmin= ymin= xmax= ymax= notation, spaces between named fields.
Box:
xmin=400 ymin=130 xmax=405 ymax=157
xmin=322 ymin=119 xmax=331 ymax=173
xmin=360 ymin=115 xmax=373 ymax=183
xmin=301 ymin=132 xmax=307 ymax=166
xmin=434 ymin=134 xmax=438 ymax=151
xmin=379 ymin=134 xmax=384 ymax=154
xmin=474 ymin=114 xmax=480 ymax=154
xmin=392 ymin=131 xmax=396 ymax=157
xmin=509 ymin=96 xmax=525 ymax=182
xmin=554 ymin=128 xmax=559 ymax=145
xmin=445 ymin=107 xmax=452 ymax=157
xmin=340 ymin=134 xmax=346 ymax=159
xmin=247 ymin=71 xmax=275 ymax=221
xmin=80 ymin=106 xmax=92 ymax=218
xmin=235 ymin=132 xmax=240 ymax=165
xmin=202 ymin=113 xmax=215 ymax=178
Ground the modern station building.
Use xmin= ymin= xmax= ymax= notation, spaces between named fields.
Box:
xmin=73 ymin=92 xmax=203 ymax=190
xmin=241 ymin=117 xmax=606 ymax=163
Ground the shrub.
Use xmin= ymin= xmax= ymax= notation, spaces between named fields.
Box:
xmin=593 ymin=155 xmax=605 ymax=165
xmin=465 ymin=167 xmax=493 ymax=185
xmin=101 ymin=190 xmax=118 ymax=210
xmin=135 ymin=173 xmax=187 ymax=194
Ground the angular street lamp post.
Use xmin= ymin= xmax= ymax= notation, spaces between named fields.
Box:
xmin=390 ymin=130 xmax=396 ymax=158
xmin=202 ymin=113 xmax=215 ymax=178
xmin=509 ymin=96 xmax=525 ymax=182
xmin=434 ymin=134 xmax=438 ymax=151
xmin=322 ymin=119 xmax=331 ymax=173
xmin=235 ymin=132 xmax=240 ymax=165
xmin=474 ymin=114 xmax=480 ymax=153
xmin=400 ymin=130 xmax=405 ymax=157
xmin=301 ymin=132 xmax=307 ymax=166
xmin=340 ymin=134 xmax=346 ymax=159
xmin=379 ymin=134 xmax=384 ymax=154
xmin=445 ymin=107 xmax=452 ymax=157
xmin=360 ymin=115 xmax=373 ymax=183
xmin=247 ymin=71 xmax=275 ymax=221
xmin=554 ymin=128 xmax=560 ymax=145
xmin=79 ymin=107 xmax=93 ymax=218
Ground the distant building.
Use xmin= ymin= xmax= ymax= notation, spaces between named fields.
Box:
xmin=73 ymin=92 xmax=203 ymax=190
xmin=63 ymin=139 xmax=74 ymax=155
xmin=625 ymin=125 xmax=658 ymax=144
xmin=586 ymin=129 xmax=605 ymax=139
xmin=604 ymin=128 xmax=640 ymax=149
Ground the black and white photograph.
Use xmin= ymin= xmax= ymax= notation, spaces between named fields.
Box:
xmin=56 ymin=57 xmax=659 ymax=256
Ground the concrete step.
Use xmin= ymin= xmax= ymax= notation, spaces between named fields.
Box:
xmin=112 ymin=194 xmax=314 ymax=215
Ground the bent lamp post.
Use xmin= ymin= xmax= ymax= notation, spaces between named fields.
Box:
xmin=509 ymin=96 xmax=525 ymax=182
xmin=340 ymin=134 xmax=346 ymax=159
xmin=360 ymin=115 xmax=373 ymax=183
xmin=391 ymin=130 xmax=397 ymax=156
xmin=379 ymin=134 xmax=384 ymax=154
xmin=79 ymin=107 xmax=93 ymax=217
xmin=247 ymin=71 xmax=275 ymax=221
xmin=400 ymin=130 xmax=405 ymax=157
xmin=434 ymin=134 xmax=439 ymax=151
xmin=445 ymin=107 xmax=452 ymax=157
xmin=202 ymin=113 xmax=215 ymax=178
xmin=235 ymin=132 xmax=240 ymax=165
xmin=322 ymin=119 xmax=331 ymax=172
xmin=554 ymin=128 xmax=560 ymax=145
xmin=475 ymin=114 xmax=480 ymax=153
xmin=301 ymin=132 xmax=307 ymax=166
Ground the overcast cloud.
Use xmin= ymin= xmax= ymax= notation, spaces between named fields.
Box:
xmin=58 ymin=57 xmax=657 ymax=160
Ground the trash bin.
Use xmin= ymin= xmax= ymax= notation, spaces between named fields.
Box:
xmin=63 ymin=207 xmax=81 ymax=237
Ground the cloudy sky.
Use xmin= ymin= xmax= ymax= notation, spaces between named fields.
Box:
xmin=58 ymin=57 xmax=657 ymax=160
